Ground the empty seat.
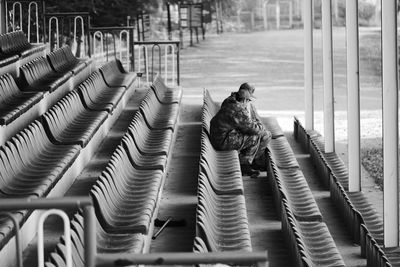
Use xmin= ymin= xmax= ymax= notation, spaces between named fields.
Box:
xmin=0 ymin=73 xmax=43 ymax=125
xmin=18 ymin=56 xmax=73 ymax=92
xmin=0 ymin=120 xmax=80 ymax=197
xmin=41 ymin=90 xmax=108 ymax=147
xmin=139 ymin=88 xmax=179 ymax=131
xmin=196 ymin=177 xmax=252 ymax=252
xmin=121 ymin=132 xmax=168 ymax=171
xmin=91 ymin=146 xmax=163 ymax=234
xmin=99 ymin=59 xmax=136 ymax=89
xmin=151 ymin=74 xmax=182 ymax=104
xmin=0 ymin=31 xmax=45 ymax=58
xmin=268 ymin=137 xmax=299 ymax=169
xmin=77 ymin=71 xmax=125 ymax=113
xmin=127 ymin=115 xmax=173 ymax=156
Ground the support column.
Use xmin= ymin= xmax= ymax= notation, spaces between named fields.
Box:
xmin=382 ymin=0 xmax=399 ymax=248
xmin=321 ymin=0 xmax=335 ymax=153
xmin=0 ymin=0 xmax=5 ymax=34
xmin=276 ymin=3 xmax=280 ymax=29
xmin=263 ymin=2 xmax=268 ymax=30
xmin=346 ymin=0 xmax=361 ymax=192
xmin=304 ymin=0 xmax=314 ymax=130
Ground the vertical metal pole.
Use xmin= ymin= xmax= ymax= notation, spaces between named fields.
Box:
xmin=289 ymin=2 xmax=293 ymax=28
xmin=276 ymin=3 xmax=280 ymax=29
xmin=346 ymin=0 xmax=361 ymax=192
xmin=263 ymin=2 xmax=268 ymax=30
xmin=167 ymin=2 xmax=172 ymax=40
xmin=321 ymin=0 xmax=335 ymax=153
xmin=251 ymin=11 xmax=255 ymax=31
xmin=215 ymin=0 xmax=220 ymax=34
xmin=382 ymin=0 xmax=399 ymax=248
xmin=0 ymin=0 xmax=4 ymax=41
xmin=84 ymin=205 xmax=97 ymax=267
xmin=304 ymin=0 xmax=314 ymax=130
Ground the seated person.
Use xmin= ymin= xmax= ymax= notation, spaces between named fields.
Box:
xmin=209 ymin=83 xmax=272 ymax=177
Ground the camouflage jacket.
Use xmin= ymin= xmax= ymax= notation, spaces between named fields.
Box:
xmin=210 ymin=92 xmax=265 ymax=150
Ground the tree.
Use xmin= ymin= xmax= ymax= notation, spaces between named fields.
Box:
xmin=45 ymin=0 xmax=159 ymax=26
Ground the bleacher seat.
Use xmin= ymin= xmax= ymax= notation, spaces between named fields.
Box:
xmin=99 ymin=59 xmax=136 ymax=89
xmin=41 ymin=90 xmax=108 ymax=147
xmin=138 ymin=88 xmax=179 ymax=131
xmin=196 ymin=176 xmax=252 ymax=252
xmin=0 ymin=31 xmax=46 ymax=78
xmin=46 ymin=45 xmax=92 ymax=87
xmin=0 ymin=73 xmax=43 ymax=125
xmin=151 ymin=74 xmax=182 ymax=104
xmin=91 ymin=146 xmax=164 ymax=235
xmin=18 ymin=56 xmax=73 ymax=93
xmin=127 ymin=116 xmax=173 ymax=156
xmin=77 ymin=70 xmax=125 ymax=113
xmin=0 ymin=120 xmax=80 ymax=250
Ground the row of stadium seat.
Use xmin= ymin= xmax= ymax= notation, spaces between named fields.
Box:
xmin=195 ymin=89 xmax=252 ymax=252
xmin=0 ymin=58 xmax=136 ymax=261
xmin=44 ymin=77 xmax=182 ymax=267
xmin=293 ymin=117 xmax=393 ymax=267
xmin=0 ymin=45 xmax=93 ymax=147
xmin=0 ymin=31 xmax=47 ymax=78
xmin=261 ymin=116 xmax=345 ymax=265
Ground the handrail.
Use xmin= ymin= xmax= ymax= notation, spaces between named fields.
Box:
xmin=96 ymin=251 xmax=269 ymax=267
xmin=0 ymin=197 xmax=96 ymax=267
xmin=73 ymin=15 xmax=85 ymax=57
xmin=137 ymin=45 xmax=149 ymax=83
xmin=164 ymin=44 xmax=175 ymax=86
xmin=12 ymin=2 xmax=22 ymax=31
xmin=134 ymin=40 xmax=180 ymax=85
xmin=151 ymin=44 xmax=161 ymax=82
xmin=0 ymin=213 xmax=22 ymax=267
xmin=119 ymin=30 xmax=130 ymax=71
xmin=37 ymin=209 xmax=72 ymax=267
xmin=27 ymin=1 xmax=39 ymax=43
xmin=48 ymin=16 xmax=59 ymax=50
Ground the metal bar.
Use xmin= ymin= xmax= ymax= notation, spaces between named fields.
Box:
xmin=303 ymin=0 xmax=314 ymax=130
xmin=346 ymin=0 xmax=361 ymax=192
xmin=382 ymin=0 xmax=399 ymax=248
xmin=38 ymin=210 xmax=72 ymax=267
xmin=177 ymin=42 xmax=180 ymax=85
xmin=0 ymin=197 xmax=93 ymax=210
xmin=134 ymin=40 xmax=180 ymax=45
xmin=1 ymin=213 xmax=22 ymax=267
xmin=84 ymin=205 xmax=96 ymax=267
xmin=321 ymin=0 xmax=335 ymax=153
xmin=152 ymin=217 xmax=172 ymax=240
xmin=96 ymin=251 xmax=268 ymax=266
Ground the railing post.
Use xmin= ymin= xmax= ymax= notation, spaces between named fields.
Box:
xmin=321 ymin=0 xmax=335 ymax=153
xmin=84 ymin=205 xmax=97 ymax=267
xmin=303 ymin=0 xmax=313 ymax=130
xmin=382 ymin=0 xmax=399 ymax=248
xmin=346 ymin=0 xmax=361 ymax=192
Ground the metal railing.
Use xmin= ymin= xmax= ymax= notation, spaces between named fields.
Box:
xmin=0 ymin=197 xmax=96 ymax=267
xmin=134 ymin=40 xmax=180 ymax=86
xmin=96 ymin=251 xmax=268 ymax=267
xmin=90 ymin=26 xmax=135 ymax=71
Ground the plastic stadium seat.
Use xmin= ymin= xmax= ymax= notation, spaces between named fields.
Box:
xmin=0 ymin=73 xmax=43 ymax=125
xmin=19 ymin=56 xmax=73 ymax=92
xmin=151 ymin=74 xmax=182 ymax=104
xmin=41 ymin=90 xmax=108 ymax=147
xmin=91 ymin=146 xmax=163 ymax=235
xmin=99 ymin=59 xmax=136 ymax=89
xmin=77 ymin=71 xmax=125 ymax=113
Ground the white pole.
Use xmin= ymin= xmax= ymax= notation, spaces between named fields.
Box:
xmin=382 ymin=0 xmax=399 ymax=248
xmin=276 ymin=4 xmax=280 ymax=29
xmin=304 ymin=0 xmax=314 ymax=130
xmin=346 ymin=0 xmax=361 ymax=192
xmin=289 ymin=2 xmax=293 ymax=28
xmin=263 ymin=2 xmax=268 ymax=30
xmin=321 ymin=0 xmax=335 ymax=153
